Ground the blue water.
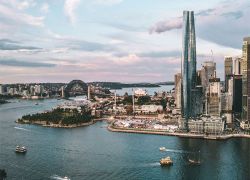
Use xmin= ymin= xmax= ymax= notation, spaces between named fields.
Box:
xmin=0 ymin=99 xmax=250 ymax=179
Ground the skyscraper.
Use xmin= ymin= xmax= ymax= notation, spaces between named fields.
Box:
xmin=181 ymin=11 xmax=197 ymax=119
xmin=224 ymin=56 xmax=233 ymax=92
xmin=174 ymin=73 xmax=182 ymax=109
xmin=242 ymin=37 xmax=250 ymax=120
xmin=234 ymin=58 xmax=241 ymax=75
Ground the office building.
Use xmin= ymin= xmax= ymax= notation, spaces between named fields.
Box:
xmin=174 ymin=73 xmax=182 ymax=109
xmin=233 ymin=75 xmax=242 ymax=113
xmin=207 ymin=78 xmax=221 ymax=116
xmin=242 ymin=37 xmax=250 ymax=120
xmin=234 ymin=58 xmax=241 ymax=75
xmin=181 ymin=10 xmax=197 ymax=119
xmin=0 ymin=84 xmax=3 ymax=95
xmin=224 ymin=56 xmax=233 ymax=92
xmin=200 ymin=61 xmax=216 ymax=88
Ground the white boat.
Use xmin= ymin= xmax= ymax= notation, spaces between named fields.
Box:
xmin=63 ymin=177 xmax=70 ymax=180
xmin=159 ymin=147 xmax=166 ymax=151
xmin=15 ymin=146 xmax=27 ymax=153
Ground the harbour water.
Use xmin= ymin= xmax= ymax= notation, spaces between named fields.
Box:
xmin=0 ymin=98 xmax=250 ymax=179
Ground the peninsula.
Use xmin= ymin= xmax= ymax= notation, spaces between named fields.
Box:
xmin=17 ymin=100 xmax=94 ymax=128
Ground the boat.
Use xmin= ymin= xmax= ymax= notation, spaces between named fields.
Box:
xmin=160 ymin=156 xmax=173 ymax=166
xmin=188 ymin=151 xmax=201 ymax=165
xmin=63 ymin=177 xmax=70 ymax=180
xmin=35 ymin=103 xmax=39 ymax=105
xmin=15 ymin=146 xmax=27 ymax=153
xmin=188 ymin=159 xmax=201 ymax=165
xmin=159 ymin=147 xmax=166 ymax=151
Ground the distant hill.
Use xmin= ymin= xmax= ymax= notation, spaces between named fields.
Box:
xmin=155 ymin=82 xmax=175 ymax=85
xmin=89 ymin=82 xmax=174 ymax=89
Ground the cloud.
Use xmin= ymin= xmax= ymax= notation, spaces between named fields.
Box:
xmin=149 ymin=17 xmax=182 ymax=34
xmin=93 ymin=0 xmax=123 ymax=6
xmin=64 ymin=0 xmax=81 ymax=24
xmin=0 ymin=3 xmax=44 ymax=27
xmin=0 ymin=39 xmax=40 ymax=50
xmin=149 ymin=0 xmax=250 ymax=49
xmin=40 ymin=3 xmax=49 ymax=14
xmin=221 ymin=11 xmax=243 ymax=19
xmin=139 ymin=50 xmax=181 ymax=58
xmin=0 ymin=59 xmax=55 ymax=67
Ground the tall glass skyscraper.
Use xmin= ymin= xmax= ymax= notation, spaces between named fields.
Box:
xmin=181 ymin=11 xmax=197 ymax=120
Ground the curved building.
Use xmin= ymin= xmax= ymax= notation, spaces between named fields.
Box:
xmin=181 ymin=11 xmax=197 ymax=120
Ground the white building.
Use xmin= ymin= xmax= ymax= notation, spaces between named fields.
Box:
xmin=135 ymin=105 xmax=163 ymax=114
xmin=240 ymin=121 xmax=250 ymax=130
xmin=134 ymin=89 xmax=147 ymax=97
xmin=179 ymin=116 xmax=225 ymax=134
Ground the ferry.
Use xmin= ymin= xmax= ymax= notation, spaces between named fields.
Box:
xmin=160 ymin=156 xmax=173 ymax=166
xmin=15 ymin=146 xmax=27 ymax=153
xmin=159 ymin=147 xmax=166 ymax=151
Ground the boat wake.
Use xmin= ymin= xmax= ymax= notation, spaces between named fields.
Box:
xmin=14 ymin=127 xmax=30 ymax=132
xmin=163 ymin=148 xmax=193 ymax=154
xmin=50 ymin=174 xmax=70 ymax=180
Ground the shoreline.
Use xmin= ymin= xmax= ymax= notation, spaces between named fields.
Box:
xmin=15 ymin=119 xmax=104 ymax=128
xmin=108 ymin=125 xmax=250 ymax=140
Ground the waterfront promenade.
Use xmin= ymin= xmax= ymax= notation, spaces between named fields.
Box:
xmin=108 ymin=124 xmax=250 ymax=140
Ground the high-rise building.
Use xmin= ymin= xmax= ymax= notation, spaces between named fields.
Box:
xmin=224 ymin=56 xmax=233 ymax=92
xmin=234 ymin=58 xmax=241 ymax=75
xmin=242 ymin=37 xmax=250 ymax=120
xmin=207 ymin=78 xmax=221 ymax=116
xmin=200 ymin=61 xmax=216 ymax=88
xmin=233 ymin=75 xmax=242 ymax=113
xmin=0 ymin=84 xmax=3 ymax=95
xmin=181 ymin=10 xmax=197 ymax=119
xmin=174 ymin=73 xmax=182 ymax=109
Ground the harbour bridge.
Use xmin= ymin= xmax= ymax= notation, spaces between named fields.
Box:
xmin=64 ymin=80 xmax=88 ymax=97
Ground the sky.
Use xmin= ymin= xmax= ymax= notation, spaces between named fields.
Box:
xmin=0 ymin=0 xmax=249 ymax=83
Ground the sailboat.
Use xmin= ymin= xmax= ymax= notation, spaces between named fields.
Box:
xmin=188 ymin=150 xmax=201 ymax=165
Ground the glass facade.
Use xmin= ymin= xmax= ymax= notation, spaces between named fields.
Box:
xmin=181 ymin=11 xmax=197 ymax=120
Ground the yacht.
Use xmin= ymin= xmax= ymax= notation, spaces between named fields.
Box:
xmin=188 ymin=159 xmax=201 ymax=165
xmin=159 ymin=147 xmax=166 ymax=151
xmin=188 ymin=151 xmax=201 ymax=165
xmin=15 ymin=146 xmax=27 ymax=153
xmin=160 ymin=156 xmax=173 ymax=166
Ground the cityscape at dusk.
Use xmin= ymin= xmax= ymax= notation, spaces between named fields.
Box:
xmin=0 ymin=0 xmax=250 ymax=180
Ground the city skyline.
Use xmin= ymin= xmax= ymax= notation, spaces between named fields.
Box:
xmin=0 ymin=0 xmax=249 ymax=83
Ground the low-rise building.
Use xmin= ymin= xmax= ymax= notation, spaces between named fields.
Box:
xmin=240 ymin=121 xmax=250 ymax=130
xmin=179 ymin=116 xmax=225 ymax=134
xmin=134 ymin=89 xmax=147 ymax=97
xmin=135 ymin=105 xmax=163 ymax=114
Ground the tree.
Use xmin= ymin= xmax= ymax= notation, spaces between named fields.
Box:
xmin=137 ymin=96 xmax=151 ymax=105
xmin=124 ymin=92 xmax=129 ymax=98
xmin=123 ymin=95 xmax=133 ymax=104
xmin=160 ymin=98 xmax=167 ymax=111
